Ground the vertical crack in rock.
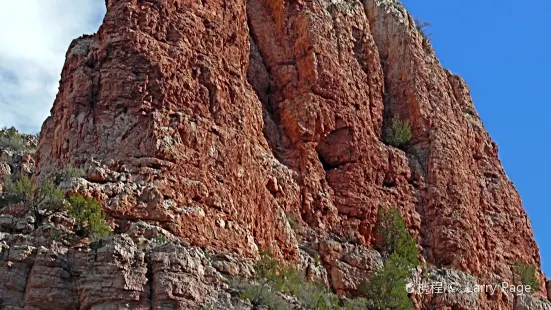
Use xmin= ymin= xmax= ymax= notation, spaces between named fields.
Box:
xmin=146 ymin=253 xmax=154 ymax=310
xmin=246 ymin=27 xmax=285 ymax=161
xmin=21 ymin=259 xmax=34 ymax=307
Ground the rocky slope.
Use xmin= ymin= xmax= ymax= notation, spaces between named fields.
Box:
xmin=0 ymin=0 xmax=549 ymax=309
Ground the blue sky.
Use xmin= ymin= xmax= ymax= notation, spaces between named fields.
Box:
xmin=402 ymin=0 xmax=551 ymax=275
xmin=0 ymin=0 xmax=549 ymax=275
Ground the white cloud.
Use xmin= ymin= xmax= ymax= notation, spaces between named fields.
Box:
xmin=0 ymin=0 xmax=106 ymax=133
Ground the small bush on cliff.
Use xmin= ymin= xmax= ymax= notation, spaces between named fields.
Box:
xmin=236 ymin=281 xmax=288 ymax=310
xmin=377 ymin=208 xmax=419 ymax=266
xmin=254 ymin=252 xmax=308 ymax=295
xmin=0 ymin=126 xmax=25 ymax=151
xmin=234 ymin=252 xmax=369 ymax=309
xmin=155 ymin=234 xmax=168 ymax=245
xmin=67 ymin=194 xmax=111 ymax=239
xmin=360 ymin=208 xmax=419 ymax=310
xmin=361 ymin=253 xmax=414 ymax=310
xmin=53 ymin=167 xmax=86 ymax=185
xmin=414 ymin=18 xmax=432 ymax=41
xmin=383 ymin=116 xmax=412 ymax=149
xmin=511 ymin=260 xmax=540 ymax=292
xmin=233 ymin=253 xmax=290 ymax=309
xmin=3 ymin=175 xmax=110 ymax=237
xmin=3 ymin=175 xmax=65 ymax=228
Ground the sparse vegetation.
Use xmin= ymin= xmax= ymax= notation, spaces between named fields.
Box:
xmin=204 ymin=249 xmax=212 ymax=260
xmin=313 ymin=254 xmax=322 ymax=266
xmin=155 ymin=234 xmax=168 ymax=245
xmin=511 ymin=260 xmax=540 ymax=292
xmin=360 ymin=208 xmax=419 ymax=310
xmin=3 ymin=175 xmax=65 ymax=228
xmin=253 ymin=252 xmax=304 ymax=296
xmin=414 ymin=18 xmax=432 ymax=41
xmin=233 ymin=252 xmax=370 ymax=310
xmin=383 ymin=116 xmax=413 ymax=149
xmin=0 ymin=126 xmax=26 ymax=151
xmin=67 ymin=194 xmax=111 ymax=239
xmin=236 ymin=280 xmax=288 ymax=310
xmin=50 ymin=226 xmax=63 ymax=242
xmin=377 ymin=208 xmax=419 ymax=266
xmin=53 ymin=167 xmax=86 ymax=185
xmin=3 ymin=172 xmax=111 ymax=238
xmin=361 ymin=253 xmax=414 ymax=310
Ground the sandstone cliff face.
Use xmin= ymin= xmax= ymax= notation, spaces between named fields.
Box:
xmin=365 ymin=0 xmax=542 ymax=285
xmin=21 ymin=0 xmax=547 ymax=309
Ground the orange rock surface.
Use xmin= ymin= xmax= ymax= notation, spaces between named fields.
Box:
xmin=29 ymin=0 xmax=547 ymax=308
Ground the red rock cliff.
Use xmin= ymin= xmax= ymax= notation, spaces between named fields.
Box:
xmin=31 ymin=0 xmax=547 ymax=308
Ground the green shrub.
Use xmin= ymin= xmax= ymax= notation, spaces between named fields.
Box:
xmin=234 ymin=252 xmax=369 ymax=310
xmin=377 ymin=208 xmax=419 ymax=266
xmin=3 ymin=175 xmax=34 ymax=204
xmin=341 ymin=298 xmax=373 ymax=310
xmin=383 ymin=116 xmax=412 ymax=149
xmin=4 ymin=175 xmax=65 ymax=228
xmin=254 ymin=252 xmax=304 ymax=295
xmin=295 ymin=282 xmax=342 ymax=310
xmin=3 ymin=174 xmax=110 ymax=238
xmin=53 ymin=167 xmax=86 ymax=185
xmin=67 ymin=194 xmax=111 ymax=239
xmin=512 ymin=260 xmax=540 ymax=292
xmin=414 ymin=18 xmax=431 ymax=41
xmin=236 ymin=281 xmax=288 ymax=310
xmin=51 ymin=227 xmax=63 ymax=242
xmin=360 ymin=208 xmax=419 ymax=310
xmin=155 ymin=234 xmax=168 ymax=245
xmin=233 ymin=253 xmax=293 ymax=309
xmin=0 ymin=127 xmax=25 ymax=151
xmin=361 ymin=253 xmax=414 ymax=310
